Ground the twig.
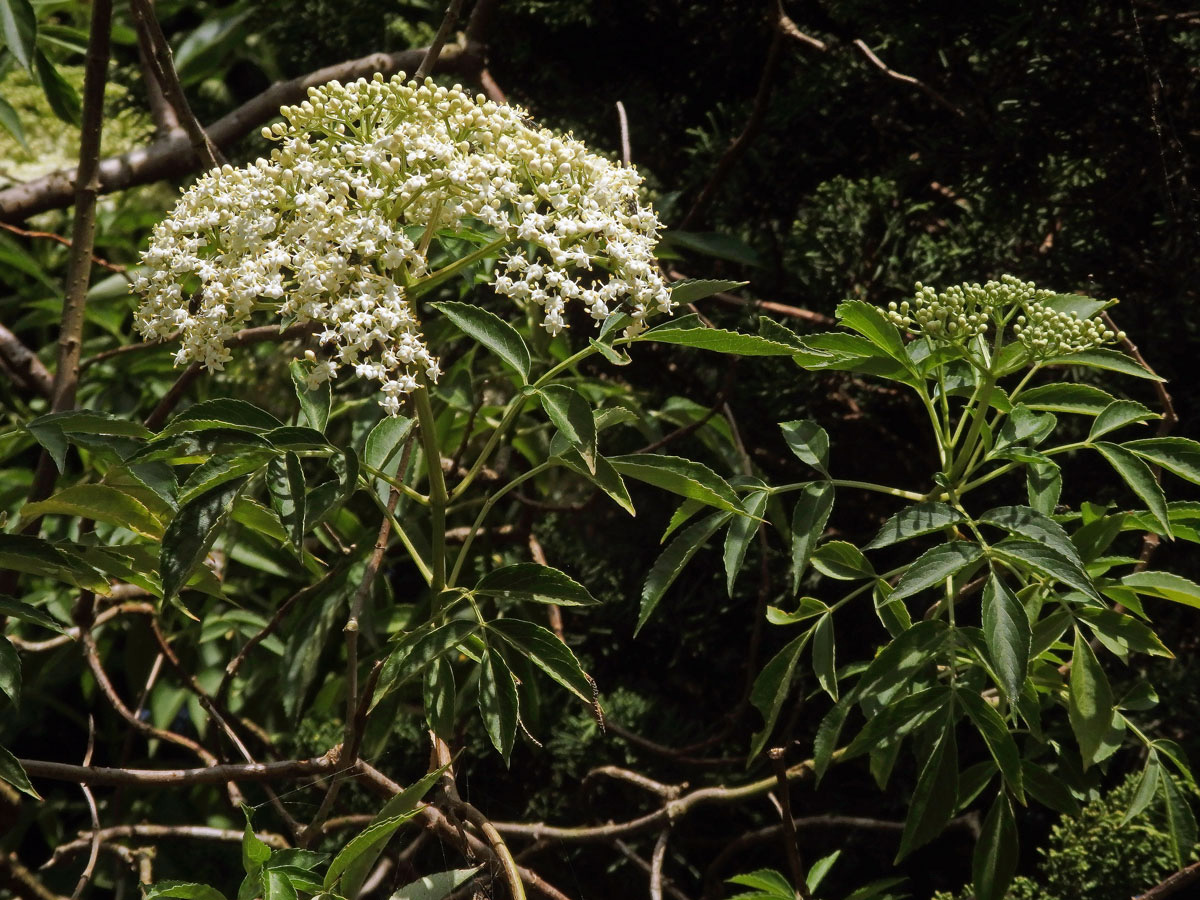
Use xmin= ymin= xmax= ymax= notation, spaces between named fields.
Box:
xmin=850 ymin=39 xmax=964 ymax=117
xmin=0 ymin=222 xmax=126 ymax=272
xmin=0 ymin=323 xmax=53 ymax=399
xmin=453 ymin=800 xmax=528 ymax=900
xmin=45 ymin=825 xmax=288 ymax=866
xmin=129 ymin=0 xmax=225 ymax=170
xmin=616 ymin=101 xmax=631 ymax=165
xmin=133 ymin=8 xmax=179 ymax=137
xmin=0 ymin=853 xmax=67 ymax=900
xmin=768 ymin=748 xmax=810 ymax=900
xmin=649 ymin=827 xmax=671 ymax=900
xmin=527 ymin=533 xmax=564 ymax=640
xmin=143 ymin=362 xmax=202 ymax=430
xmin=83 ymin=322 xmax=315 ymax=369
xmin=613 ymin=840 xmax=693 ymax=900
xmin=679 ymin=2 xmax=785 ymax=230
xmin=777 ymin=10 xmax=827 ymax=51
xmin=669 ymin=269 xmax=833 ymax=325
xmin=1135 ymin=860 xmax=1200 ymax=899
xmin=69 ymin=719 xmax=100 ymax=900
xmin=416 ymin=0 xmax=469 ymax=80
xmin=19 ymin=752 xmax=340 ymax=787
xmin=7 ymin=602 xmax=155 ymax=653
xmin=583 ymin=766 xmax=683 ymax=801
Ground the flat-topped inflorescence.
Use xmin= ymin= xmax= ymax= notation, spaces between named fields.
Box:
xmin=134 ymin=73 xmax=672 ymax=414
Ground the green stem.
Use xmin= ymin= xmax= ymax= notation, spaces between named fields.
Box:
xmin=949 ymin=375 xmax=996 ymax=482
xmin=409 ymin=236 xmax=509 ymax=299
xmin=772 ymin=480 xmax=926 ymax=502
xmin=360 ymin=462 xmax=429 ymax=506
xmin=413 ymin=376 xmax=449 ymax=601
xmin=364 ymin=487 xmax=433 ymax=584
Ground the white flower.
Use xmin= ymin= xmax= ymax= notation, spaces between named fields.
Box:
xmin=136 ymin=73 xmax=673 ymax=414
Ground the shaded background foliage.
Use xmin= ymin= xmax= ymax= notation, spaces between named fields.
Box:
xmin=2 ymin=0 xmax=1200 ymax=898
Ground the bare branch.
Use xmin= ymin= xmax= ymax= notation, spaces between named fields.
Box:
xmin=69 ymin=720 xmax=100 ymax=900
xmin=0 ymin=322 xmax=53 ymax=399
xmin=0 ymin=221 xmax=126 ymax=272
xmin=850 ymin=39 xmax=964 ymax=118
xmin=649 ymin=828 xmax=670 ymax=900
xmin=7 ymin=602 xmax=155 ymax=653
xmin=0 ymin=853 xmax=67 ymax=900
xmin=1135 ymin=860 xmax=1200 ymax=900
xmin=19 ymin=752 xmax=340 ymax=787
xmin=768 ymin=747 xmax=810 ymax=900
xmin=417 ymin=0 xmax=470 ymax=80
xmin=616 ymin=101 xmax=631 ymax=166
xmin=45 ymin=825 xmax=288 ymax=866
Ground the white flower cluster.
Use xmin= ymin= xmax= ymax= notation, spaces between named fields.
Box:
xmin=134 ymin=73 xmax=672 ymax=414
xmin=1013 ymin=300 xmax=1123 ymax=359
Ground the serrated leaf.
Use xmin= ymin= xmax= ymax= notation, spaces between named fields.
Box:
xmin=432 ymin=301 xmax=530 ymax=382
xmin=1122 ymin=570 xmax=1200 ymax=608
xmin=363 ymin=415 xmax=414 ymax=472
xmin=1124 ymin=437 xmax=1200 ymax=486
xmin=33 ymin=49 xmax=79 ymax=124
xmin=836 ymin=299 xmax=908 ymax=361
xmin=375 ymin=621 xmax=480 ymax=704
xmin=0 ymin=596 xmax=67 ymax=632
xmin=489 ymin=618 xmax=594 ymax=703
xmin=1026 ymin=459 xmax=1062 ymax=515
xmin=811 ymin=541 xmax=874 ymax=581
xmin=1093 ymin=441 xmax=1171 ymax=536
xmin=1044 ymin=347 xmax=1165 ymax=380
xmin=557 ymin=449 xmax=635 ymax=516
xmin=896 ymin=712 xmax=958 ymax=860
xmin=641 ymin=323 xmax=799 ymax=356
xmin=843 ymin=687 xmax=952 ymax=762
xmin=866 ymin=501 xmax=964 ymax=549
xmin=161 ymin=477 xmax=248 ymax=600
xmin=391 ymin=868 xmax=481 ymax=900
xmin=779 ymin=419 xmax=829 ymax=473
xmin=992 ymin=539 xmax=1101 ymax=601
xmin=20 ymin=483 xmax=163 ymax=539
xmin=142 ymin=883 xmax=229 ymax=900
xmin=478 ymin=647 xmax=519 ymax=761
xmin=0 ymin=534 xmax=109 ymax=594
xmin=161 ymin=400 xmax=284 ymax=437
xmin=609 ymin=453 xmax=741 ymax=512
xmin=724 ymin=490 xmax=767 ymax=596
xmin=982 ymin=573 xmax=1030 ymax=700
xmin=266 ymin=453 xmax=307 ymax=550
xmin=789 ymin=481 xmax=834 ymax=593
xmin=323 ymin=810 xmax=421 ymax=890
xmin=668 ymin=278 xmax=747 ymax=304
xmin=980 ymin=505 xmax=1083 ymax=568
xmin=890 ymin=541 xmax=983 ymax=601
xmin=475 ymin=563 xmax=597 ymax=606
xmin=1019 ymin=382 xmax=1115 ymax=414
xmin=638 ymin=511 xmax=730 ymax=632
xmin=1122 ymin=755 xmax=1161 ymax=825
xmin=179 ymin=451 xmax=274 ymax=507
xmin=1076 ymin=607 xmax=1173 ymax=659
xmin=289 ymin=361 xmax=331 ymax=432
xmin=423 ymin=657 xmax=456 ymax=740
xmin=972 ymin=793 xmax=1018 ymax=900
xmin=538 ymin=384 xmax=596 ymax=472
xmin=1021 ymin=761 xmax=1080 ymax=816
xmin=749 ymin=631 xmax=813 ymax=759
xmin=812 ymin=613 xmax=837 ymax=700
xmin=1161 ymin=771 xmax=1197 ymax=867
xmin=0 ymin=636 xmax=19 ymax=706
xmin=958 ymin=690 xmax=1024 ymax=801
xmin=1068 ymin=628 xmax=1114 ymax=769
xmin=1088 ymin=400 xmax=1157 ymax=441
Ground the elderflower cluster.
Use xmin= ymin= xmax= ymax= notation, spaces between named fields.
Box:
xmin=133 ymin=73 xmax=672 ymax=414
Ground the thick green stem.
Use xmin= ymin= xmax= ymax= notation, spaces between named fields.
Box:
xmin=949 ymin=376 xmax=995 ymax=482
xmin=773 ymin=480 xmax=926 ymax=502
xmin=409 ymin=236 xmax=509 ymax=299
xmin=413 ymin=378 xmax=448 ymax=600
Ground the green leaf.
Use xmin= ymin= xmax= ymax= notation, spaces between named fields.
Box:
xmin=994 ymin=405 xmax=1056 ymax=453
xmin=1068 ymin=628 xmax=1115 ymax=769
xmin=812 ymin=613 xmax=837 ymax=700
xmin=609 ymin=453 xmax=742 ymax=512
xmin=0 ymin=596 xmax=67 ymax=633
xmin=972 ymin=793 xmax=1018 ymax=900
xmin=391 ymin=868 xmax=481 ymax=900
xmin=538 ymin=385 xmax=596 ymax=472
xmin=1124 ymin=437 xmax=1200 ymax=486
xmin=0 ymin=0 xmax=36 ymax=69
xmin=161 ymin=400 xmax=284 ymax=437
xmin=1076 ymin=608 xmax=1172 ymax=659
xmin=263 ymin=870 xmax=297 ymax=900
xmin=0 ymin=534 xmax=109 ymax=594
xmin=1019 ymin=382 xmax=1115 ymax=415
xmin=364 ymin=415 xmax=414 ymax=472
xmin=21 ymin=484 xmax=163 ymax=539
xmin=789 ymin=481 xmax=834 ymax=593
xmin=241 ymin=813 xmax=271 ymax=875
xmin=843 ymin=686 xmax=952 ymax=762
xmin=982 ymin=573 xmax=1030 ymax=701
xmin=896 ymin=712 xmax=958 ymax=860
xmin=668 ymin=278 xmax=748 ymax=304
xmin=143 ymin=883 xmax=229 ymax=900
xmin=806 ymin=852 xmax=841 ymax=894
xmin=1026 ymin=459 xmax=1062 ymax=515
xmin=750 ymin=631 xmax=813 ymax=759
xmin=642 ymin=324 xmax=799 ymax=356
xmin=638 ymin=511 xmax=731 ymax=632
xmin=835 ymin=300 xmax=908 ymax=361
xmin=1093 ymin=441 xmax=1171 ymax=537
xmin=890 ymin=542 xmax=983 ymax=601
xmin=724 ymin=490 xmax=767 ymax=596
xmin=289 ymin=361 xmax=331 ymax=432
xmin=161 ymin=477 xmax=248 ymax=600
xmin=33 ymin=49 xmax=80 ymax=125
xmin=475 ymin=563 xmax=597 ymax=606
xmin=180 ymin=451 xmax=274 ymax=507
xmin=1022 ymin=761 xmax=1080 ymax=816
xmin=1089 ymin=400 xmax=1157 ymax=441
xmin=980 ymin=505 xmax=1083 ymax=568
xmin=1123 ymin=755 xmax=1162 ymax=825
xmin=1122 ymin=570 xmax=1200 ymax=608
xmin=266 ymin=454 xmax=307 ymax=551
xmin=866 ymin=501 xmax=964 ymax=549
xmin=478 ymin=647 xmax=519 ymax=761
xmin=811 ymin=541 xmax=874 ymax=581
xmin=726 ymin=869 xmax=795 ymax=897
xmin=376 ymin=621 xmax=480 ymax=703
xmin=958 ymin=690 xmax=1024 ymax=801
xmin=779 ymin=420 xmax=829 ymax=473
xmin=1044 ymin=347 xmax=1165 ymax=380
xmin=0 ymin=94 xmax=27 ymax=148
xmin=0 ymin=744 xmax=39 ymax=799
xmin=432 ymin=301 xmax=530 ymax=383
xmin=1161 ymin=771 xmax=1197 ymax=867
xmin=992 ymin=539 xmax=1101 ymax=601
xmin=557 ymin=450 xmax=635 ymax=516
xmin=323 ymin=810 xmax=421 ymax=890
xmin=488 ymin=618 xmax=594 ymax=703
xmin=0 ymin=636 xmax=19 ymax=706
xmin=423 ymin=657 xmax=456 ymax=740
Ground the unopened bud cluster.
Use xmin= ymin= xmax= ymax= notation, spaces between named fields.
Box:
xmin=886 ymin=275 xmax=1121 ymax=358
xmin=134 ymin=73 xmax=672 ymax=415
xmin=1012 ymin=301 xmax=1123 ymax=359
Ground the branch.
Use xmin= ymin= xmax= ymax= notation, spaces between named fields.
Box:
xmin=0 ymin=854 xmax=67 ymax=900
xmin=768 ymin=748 xmax=810 ymax=900
xmin=129 ymin=0 xmax=225 ymax=170
xmin=850 ymin=39 xmax=964 ymax=118
xmin=649 ymin=827 xmax=670 ymax=900
xmin=18 ymin=753 xmax=339 ymax=787
xmin=6 ymin=602 xmax=154 ymax=653
xmin=0 ymin=221 xmax=126 ymax=272
xmin=68 ymin=720 xmax=100 ymax=900
xmin=416 ymin=0 xmax=470 ymax=80
xmin=0 ymin=322 xmax=53 ymax=399
xmin=669 ymin=269 xmax=833 ymax=325
xmin=0 ymin=45 xmax=480 ymax=222
xmin=1135 ymin=861 xmax=1200 ymax=900
xmin=44 ymin=825 xmax=288 ymax=867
